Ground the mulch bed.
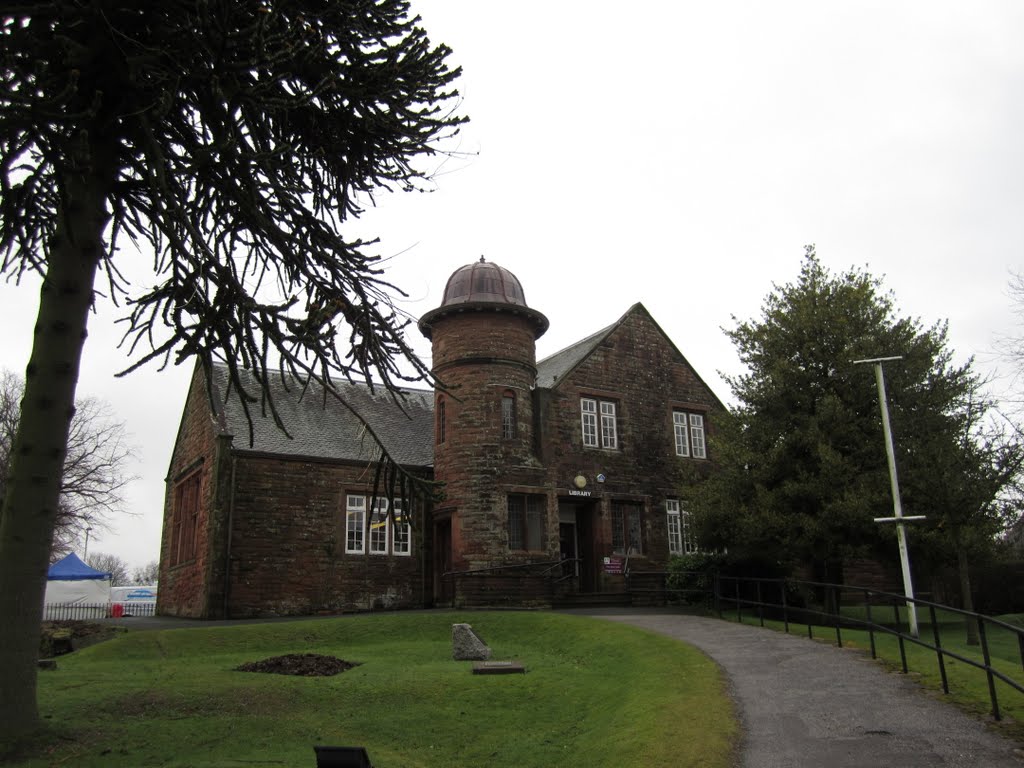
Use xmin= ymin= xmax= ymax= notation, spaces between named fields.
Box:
xmin=40 ymin=621 xmax=124 ymax=656
xmin=235 ymin=653 xmax=358 ymax=677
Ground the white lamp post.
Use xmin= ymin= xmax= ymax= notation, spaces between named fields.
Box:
xmin=853 ymin=356 xmax=925 ymax=638
xmin=83 ymin=526 xmax=93 ymax=563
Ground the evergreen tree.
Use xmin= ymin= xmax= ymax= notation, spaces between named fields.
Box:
xmin=690 ymin=247 xmax=981 ymax=585
xmin=0 ymin=1 xmax=464 ymax=742
xmin=909 ymin=390 xmax=1023 ymax=642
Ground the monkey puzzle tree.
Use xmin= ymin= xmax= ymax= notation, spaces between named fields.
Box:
xmin=0 ymin=0 xmax=464 ymax=741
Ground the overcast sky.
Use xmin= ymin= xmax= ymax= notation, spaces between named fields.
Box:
xmin=2 ymin=2 xmax=1022 ymax=571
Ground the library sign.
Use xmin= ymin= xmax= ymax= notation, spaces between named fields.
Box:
xmin=568 ymin=473 xmax=606 ymax=497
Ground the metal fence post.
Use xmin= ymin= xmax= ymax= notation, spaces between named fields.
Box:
xmin=894 ymin=601 xmax=908 ymax=674
xmin=714 ymin=571 xmax=722 ymax=618
xmin=929 ymin=605 xmax=949 ymax=694
xmin=863 ymin=588 xmax=877 ymax=659
xmin=832 ymin=585 xmax=842 ymax=647
xmin=781 ymin=580 xmax=790 ymax=634
xmin=977 ymin=619 xmax=1001 ymax=721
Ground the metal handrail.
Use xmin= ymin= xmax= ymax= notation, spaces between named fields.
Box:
xmin=714 ymin=574 xmax=1024 ymax=721
xmin=540 ymin=557 xmax=581 ymax=578
xmin=442 ymin=559 xmax=564 ymax=578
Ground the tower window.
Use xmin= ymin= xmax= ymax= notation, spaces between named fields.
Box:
xmin=507 ymin=494 xmax=544 ymax=551
xmin=437 ymin=398 xmax=446 ymax=444
xmin=502 ymin=392 xmax=516 ymax=439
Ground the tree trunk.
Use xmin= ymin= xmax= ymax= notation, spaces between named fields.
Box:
xmin=957 ymin=545 xmax=979 ymax=646
xmin=0 ymin=139 xmax=110 ymax=742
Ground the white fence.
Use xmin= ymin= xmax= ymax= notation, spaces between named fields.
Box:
xmin=43 ymin=601 xmax=157 ymax=621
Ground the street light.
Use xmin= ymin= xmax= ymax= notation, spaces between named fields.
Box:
xmin=83 ymin=526 xmax=93 ymax=562
xmin=853 ymin=356 xmax=925 ymax=638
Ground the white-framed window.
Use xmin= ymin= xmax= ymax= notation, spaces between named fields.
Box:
xmin=673 ymin=411 xmax=707 ymax=459
xmin=346 ymin=494 xmax=366 ymax=554
xmin=600 ymin=401 xmax=618 ymax=449
xmin=346 ymin=495 xmax=410 ymax=556
xmin=507 ymin=494 xmax=544 ymax=551
xmin=582 ymin=397 xmax=618 ymax=449
xmin=666 ymin=499 xmax=683 ymax=555
xmin=369 ymin=499 xmax=389 ymax=555
xmin=581 ymin=398 xmax=598 ymax=447
xmin=666 ymin=498 xmax=698 ymax=555
xmin=611 ymin=500 xmax=643 ymax=555
xmin=393 ymin=507 xmax=411 ymax=556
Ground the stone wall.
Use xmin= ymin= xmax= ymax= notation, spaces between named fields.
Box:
xmin=430 ymin=311 xmax=549 ymax=570
xmin=539 ymin=306 xmax=722 ymax=572
xmin=158 ymin=365 xmax=220 ymax=618
xmin=224 ymin=454 xmax=427 ymax=617
xmin=159 ymin=300 xmax=727 ymax=614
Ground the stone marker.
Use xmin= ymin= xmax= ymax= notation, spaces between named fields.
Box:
xmin=473 ymin=660 xmax=525 ymax=675
xmin=452 ymin=623 xmax=492 ymax=661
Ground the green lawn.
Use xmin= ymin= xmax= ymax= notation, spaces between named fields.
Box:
xmin=9 ymin=611 xmax=736 ymax=767
xmin=725 ymin=607 xmax=1024 ymax=739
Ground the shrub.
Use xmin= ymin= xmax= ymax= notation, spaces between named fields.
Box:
xmin=666 ymin=553 xmax=726 ymax=606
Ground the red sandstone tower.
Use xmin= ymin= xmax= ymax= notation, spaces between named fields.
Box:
xmin=419 ymin=259 xmax=549 ymax=588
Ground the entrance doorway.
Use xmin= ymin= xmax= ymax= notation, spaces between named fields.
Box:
xmin=433 ymin=518 xmax=452 ymax=606
xmin=558 ymin=500 xmax=597 ymax=592
xmin=559 ymin=522 xmax=577 ymax=578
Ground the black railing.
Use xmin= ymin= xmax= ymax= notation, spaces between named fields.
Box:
xmin=713 ymin=574 xmax=1024 ymax=722
xmin=442 ymin=559 xmax=580 ymax=606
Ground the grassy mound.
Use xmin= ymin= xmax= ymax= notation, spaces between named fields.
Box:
xmin=14 ymin=611 xmax=736 ymax=767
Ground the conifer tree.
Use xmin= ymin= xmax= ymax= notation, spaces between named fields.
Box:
xmin=690 ymin=248 xmax=1002 ymax=587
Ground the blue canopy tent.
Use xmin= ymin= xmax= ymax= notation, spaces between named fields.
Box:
xmin=47 ymin=553 xmax=111 ymax=581
xmin=44 ymin=553 xmax=112 ymax=611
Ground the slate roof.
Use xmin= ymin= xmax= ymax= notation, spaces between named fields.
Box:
xmin=534 ymin=314 xmax=623 ymax=389
xmin=210 ymin=362 xmax=435 ymax=467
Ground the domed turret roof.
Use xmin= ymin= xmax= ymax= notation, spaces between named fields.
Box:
xmin=419 ymin=257 xmax=548 ymax=339
xmin=441 ymin=257 xmax=528 ymax=307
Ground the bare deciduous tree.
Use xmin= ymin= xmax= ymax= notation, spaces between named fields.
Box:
xmin=131 ymin=561 xmax=159 ymax=586
xmin=85 ymin=552 xmax=131 ymax=587
xmin=1001 ymin=271 xmax=1024 ymax=415
xmin=2 ymin=371 xmax=136 ymax=562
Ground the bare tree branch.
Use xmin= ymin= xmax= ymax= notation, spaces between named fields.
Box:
xmin=0 ymin=370 xmax=137 ymax=559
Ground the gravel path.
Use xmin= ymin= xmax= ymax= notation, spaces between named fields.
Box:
xmin=574 ymin=609 xmax=1024 ymax=768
